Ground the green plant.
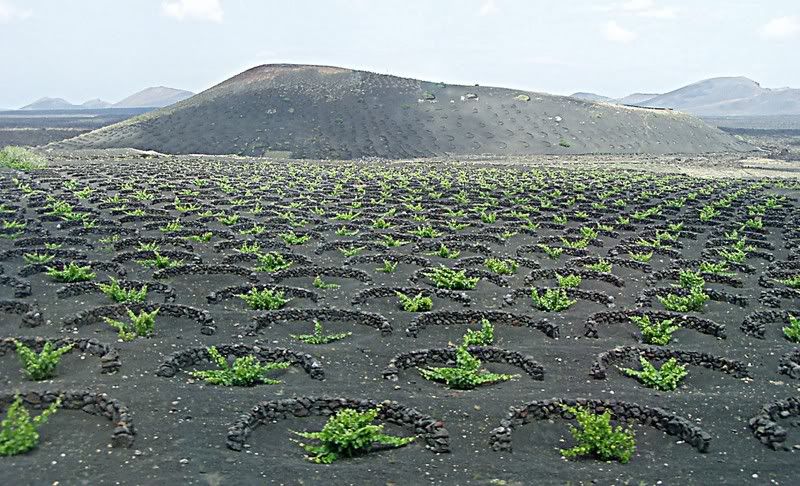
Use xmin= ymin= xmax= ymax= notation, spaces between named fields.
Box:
xmin=159 ymin=219 xmax=182 ymax=233
xmin=560 ymin=406 xmax=636 ymax=464
xmin=236 ymin=241 xmax=262 ymax=254
xmin=339 ymin=246 xmax=365 ymax=257
xmin=418 ymin=345 xmax=516 ymax=390
xmin=22 ymin=252 xmax=54 ymax=264
xmin=585 ymin=259 xmax=612 ymax=273
xmin=217 ymin=213 xmax=240 ymax=226
xmin=484 ymin=258 xmax=518 ymax=275
xmin=238 ymin=287 xmax=290 ymax=310
xmin=428 ymin=244 xmax=460 ymax=259
xmin=313 ymin=275 xmax=340 ymax=290
xmin=291 ymin=407 xmax=415 ymax=464
xmin=425 ymin=266 xmax=479 ymax=290
xmin=186 ymin=231 xmax=213 ymax=242
xmin=778 ymin=275 xmax=800 ymax=290
xmin=537 ymin=244 xmax=563 ymax=260
xmin=382 ymin=235 xmax=409 ymax=248
xmin=699 ymin=261 xmax=732 ymax=276
xmin=462 ymin=319 xmax=494 ymax=346
xmin=530 ymin=288 xmax=576 ymax=312
xmin=45 ymin=262 xmax=95 ymax=282
xmin=0 ymin=395 xmax=61 ymax=456
xmin=629 ymin=315 xmax=680 ymax=345
xmin=410 ymin=225 xmax=442 ymax=238
xmin=14 ymin=340 xmax=74 ymax=380
xmin=98 ymin=278 xmax=148 ymax=303
xmin=621 ymin=357 xmax=688 ymax=391
xmin=677 ymin=270 xmax=705 ymax=290
xmin=629 ymin=251 xmax=653 ymax=263
xmin=559 ymin=139 xmax=571 ymax=148
xmin=0 ymin=146 xmax=46 ymax=171
xmin=556 ymin=273 xmax=582 ymax=289
xmin=396 ymin=292 xmax=432 ymax=312
xmin=376 ymin=260 xmax=398 ymax=273
xmin=657 ymin=287 xmax=708 ymax=312
xmin=137 ymin=252 xmax=183 ymax=269
xmin=783 ymin=315 xmax=800 ymax=343
xmin=255 ymin=252 xmax=293 ymax=272
xmin=103 ymin=308 xmax=159 ymax=341
xmin=291 ymin=320 xmax=351 ymax=344
xmin=280 ymin=231 xmax=311 ymax=245
xmin=190 ymin=346 xmax=289 ymax=386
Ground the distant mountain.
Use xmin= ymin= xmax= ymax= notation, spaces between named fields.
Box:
xmin=570 ymin=92 xmax=612 ymax=102
xmin=81 ymin=99 xmax=112 ymax=109
xmin=641 ymin=77 xmax=800 ymax=116
xmin=113 ymin=87 xmax=194 ymax=108
xmin=20 ymin=97 xmax=76 ymax=110
xmin=18 ymin=87 xmax=194 ymax=110
xmin=616 ymin=93 xmax=660 ymax=105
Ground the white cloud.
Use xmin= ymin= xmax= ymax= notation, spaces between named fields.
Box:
xmin=761 ymin=16 xmax=800 ymax=40
xmin=0 ymin=0 xmax=32 ymax=24
xmin=479 ymin=0 xmax=498 ymax=16
xmin=603 ymin=21 xmax=637 ymax=43
xmin=162 ymin=0 xmax=223 ymax=23
xmin=598 ymin=0 xmax=677 ymax=19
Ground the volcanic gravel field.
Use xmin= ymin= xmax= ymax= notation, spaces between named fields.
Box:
xmin=1 ymin=155 xmax=799 ymax=485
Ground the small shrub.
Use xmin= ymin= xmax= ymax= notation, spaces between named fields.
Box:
xmin=0 ymin=395 xmax=61 ymax=456
xmin=621 ymin=357 xmax=688 ymax=391
xmin=292 ymin=408 xmax=415 ymax=464
xmin=137 ymin=252 xmax=183 ymax=269
xmin=560 ymin=406 xmax=635 ymax=464
xmin=556 ymin=273 xmax=581 ymax=289
xmin=190 ymin=346 xmax=289 ymax=386
xmin=428 ymin=244 xmax=460 ymax=259
xmin=585 ymin=259 xmax=612 ymax=273
xmin=98 ymin=278 xmax=147 ymax=303
xmin=699 ymin=261 xmax=731 ymax=275
xmin=376 ymin=260 xmax=398 ymax=273
xmin=22 ymin=252 xmax=54 ymax=264
xmin=425 ymin=266 xmax=479 ymax=290
xmin=537 ymin=244 xmax=563 ymax=260
xmin=462 ymin=319 xmax=494 ymax=346
xmin=628 ymin=251 xmax=653 ymax=263
xmin=255 ymin=252 xmax=293 ymax=272
xmin=291 ymin=320 xmax=351 ymax=344
xmin=630 ymin=315 xmax=679 ymax=345
xmin=280 ymin=231 xmax=311 ymax=245
xmin=15 ymin=340 xmax=74 ymax=381
xmin=778 ymin=275 xmax=800 ymax=290
xmin=783 ymin=314 xmax=800 ymax=343
xmin=45 ymin=262 xmax=95 ymax=282
xmin=418 ymin=345 xmax=516 ymax=390
xmin=530 ymin=288 xmax=576 ymax=312
xmin=396 ymin=292 xmax=432 ymax=312
xmin=657 ymin=287 xmax=708 ymax=312
xmin=103 ymin=308 xmax=159 ymax=341
xmin=238 ymin=287 xmax=290 ymax=310
xmin=313 ymin=275 xmax=340 ymax=290
xmin=485 ymin=258 xmax=518 ymax=275
xmin=410 ymin=225 xmax=442 ymax=238
xmin=677 ymin=270 xmax=705 ymax=290
xmin=0 ymin=146 xmax=46 ymax=171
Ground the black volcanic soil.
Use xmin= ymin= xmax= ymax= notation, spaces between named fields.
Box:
xmin=1 ymin=155 xmax=799 ymax=485
xmin=51 ymin=64 xmax=749 ymax=158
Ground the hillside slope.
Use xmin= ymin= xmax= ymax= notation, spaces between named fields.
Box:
xmin=54 ymin=64 xmax=748 ymax=158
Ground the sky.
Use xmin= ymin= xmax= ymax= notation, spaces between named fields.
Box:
xmin=0 ymin=0 xmax=797 ymax=108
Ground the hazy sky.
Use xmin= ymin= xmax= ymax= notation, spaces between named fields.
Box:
xmin=0 ymin=0 xmax=797 ymax=108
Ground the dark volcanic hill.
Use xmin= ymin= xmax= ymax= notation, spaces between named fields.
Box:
xmin=54 ymin=64 xmax=748 ymax=158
